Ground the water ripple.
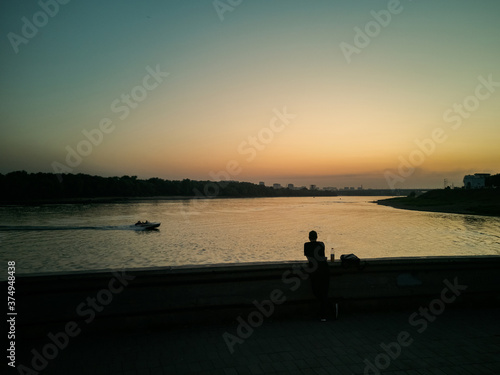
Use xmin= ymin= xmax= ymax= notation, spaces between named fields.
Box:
xmin=1 ymin=197 xmax=499 ymax=276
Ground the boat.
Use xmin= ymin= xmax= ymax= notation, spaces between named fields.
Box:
xmin=133 ymin=221 xmax=161 ymax=230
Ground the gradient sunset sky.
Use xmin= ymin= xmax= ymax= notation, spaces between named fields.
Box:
xmin=1 ymin=0 xmax=499 ymax=189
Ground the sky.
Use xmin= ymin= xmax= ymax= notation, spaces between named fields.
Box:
xmin=1 ymin=0 xmax=499 ymax=189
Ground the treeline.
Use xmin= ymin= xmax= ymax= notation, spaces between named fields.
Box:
xmin=0 ymin=171 xmax=337 ymax=203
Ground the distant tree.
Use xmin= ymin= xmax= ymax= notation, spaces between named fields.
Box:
xmin=0 ymin=171 xmax=339 ymax=203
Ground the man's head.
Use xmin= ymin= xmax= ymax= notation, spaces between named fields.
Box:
xmin=309 ymin=230 xmax=318 ymax=241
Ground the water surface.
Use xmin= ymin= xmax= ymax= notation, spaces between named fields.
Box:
xmin=1 ymin=197 xmax=499 ymax=277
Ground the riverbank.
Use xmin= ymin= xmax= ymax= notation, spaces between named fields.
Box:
xmin=377 ymin=189 xmax=500 ymax=217
xmin=0 ymin=171 xmax=339 ymax=204
xmin=1 ymin=171 xmax=431 ymax=205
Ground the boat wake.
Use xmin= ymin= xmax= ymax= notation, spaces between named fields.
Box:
xmin=0 ymin=225 xmax=157 ymax=231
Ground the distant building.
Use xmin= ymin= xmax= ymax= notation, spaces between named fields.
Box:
xmin=259 ymin=182 xmax=265 ymax=186
xmin=464 ymin=173 xmax=490 ymax=189
xmin=273 ymin=183 xmax=282 ymax=189
xmin=323 ymin=187 xmax=338 ymax=191
xmin=310 ymin=185 xmax=317 ymax=191
xmin=287 ymin=184 xmax=294 ymax=189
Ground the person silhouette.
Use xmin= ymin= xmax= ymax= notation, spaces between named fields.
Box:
xmin=304 ymin=230 xmax=330 ymax=321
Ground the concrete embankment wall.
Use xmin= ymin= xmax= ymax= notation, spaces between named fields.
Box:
xmin=11 ymin=256 xmax=500 ymax=337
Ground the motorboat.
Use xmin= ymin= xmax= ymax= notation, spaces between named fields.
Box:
xmin=133 ymin=221 xmax=160 ymax=229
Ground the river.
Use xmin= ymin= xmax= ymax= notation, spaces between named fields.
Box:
xmin=1 ymin=197 xmax=499 ymax=277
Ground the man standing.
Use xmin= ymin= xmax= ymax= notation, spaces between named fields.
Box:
xmin=304 ymin=230 xmax=331 ymax=321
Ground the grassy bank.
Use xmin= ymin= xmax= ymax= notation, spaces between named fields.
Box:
xmin=377 ymin=189 xmax=500 ymax=216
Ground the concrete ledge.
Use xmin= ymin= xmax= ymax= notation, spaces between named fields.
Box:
xmin=9 ymin=256 xmax=500 ymax=337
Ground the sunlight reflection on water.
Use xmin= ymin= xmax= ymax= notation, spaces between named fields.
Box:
xmin=1 ymin=197 xmax=499 ymax=276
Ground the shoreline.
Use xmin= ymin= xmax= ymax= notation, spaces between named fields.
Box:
xmin=376 ymin=189 xmax=500 ymax=217
xmin=376 ymin=198 xmax=482 ymax=216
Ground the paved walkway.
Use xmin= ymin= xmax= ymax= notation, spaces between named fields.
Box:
xmin=17 ymin=307 xmax=500 ymax=375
